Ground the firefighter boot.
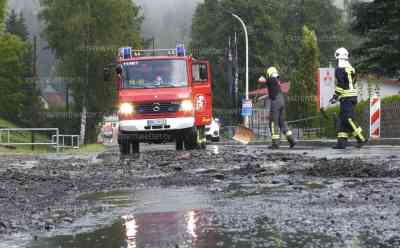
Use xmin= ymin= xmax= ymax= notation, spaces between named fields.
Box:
xmin=355 ymin=137 xmax=368 ymax=148
xmin=269 ymin=139 xmax=280 ymax=150
xmin=286 ymin=134 xmax=296 ymax=148
xmin=333 ymin=138 xmax=347 ymax=149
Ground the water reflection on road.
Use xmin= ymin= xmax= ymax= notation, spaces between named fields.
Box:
xmin=122 ymin=209 xmax=215 ymax=248
xmin=29 ymin=188 xmax=216 ymax=248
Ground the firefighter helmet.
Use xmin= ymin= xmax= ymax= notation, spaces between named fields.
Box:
xmin=266 ymin=67 xmax=279 ymax=78
xmin=335 ymin=47 xmax=349 ymax=60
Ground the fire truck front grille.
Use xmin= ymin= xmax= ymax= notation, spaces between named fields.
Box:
xmin=136 ymin=102 xmax=180 ymax=114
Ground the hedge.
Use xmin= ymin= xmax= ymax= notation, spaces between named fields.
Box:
xmin=322 ymin=95 xmax=400 ymax=138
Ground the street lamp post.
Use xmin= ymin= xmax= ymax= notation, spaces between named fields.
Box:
xmin=231 ymin=13 xmax=250 ymax=127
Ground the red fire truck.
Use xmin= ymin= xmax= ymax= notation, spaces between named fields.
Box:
xmin=115 ymin=45 xmax=212 ymax=154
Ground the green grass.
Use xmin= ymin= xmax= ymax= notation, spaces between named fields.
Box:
xmin=0 ymin=117 xmax=52 ymax=151
xmin=0 ymin=143 xmax=107 ymax=155
xmin=0 ymin=118 xmax=17 ymax=128
xmin=63 ymin=144 xmax=107 ymax=154
xmin=0 ymin=117 xmax=107 ymax=155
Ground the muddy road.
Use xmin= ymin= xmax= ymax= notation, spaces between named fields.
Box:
xmin=1 ymin=145 xmax=400 ymax=247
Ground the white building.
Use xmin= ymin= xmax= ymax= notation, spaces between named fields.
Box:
xmin=358 ymin=79 xmax=400 ymax=101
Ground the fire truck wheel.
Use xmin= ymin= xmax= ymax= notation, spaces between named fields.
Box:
xmin=198 ymin=126 xmax=207 ymax=150
xmin=120 ymin=142 xmax=130 ymax=155
xmin=184 ymin=127 xmax=198 ymax=150
xmin=176 ymin=138 xmax=184 ymax=151
xmin=131 ymin=141 xmax=140 ymax=154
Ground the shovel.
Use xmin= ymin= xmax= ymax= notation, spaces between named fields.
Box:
xmin=233 ymin=125 xmax=254 ymax=144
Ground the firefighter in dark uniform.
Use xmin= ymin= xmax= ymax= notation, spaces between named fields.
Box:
xmin=331 ymin=47 xmax=367 ymax=149
xmin=258 ymin=67 xmax=296 ymax=149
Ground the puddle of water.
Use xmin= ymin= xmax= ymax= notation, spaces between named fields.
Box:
xmin=27 ymin=187 xmax=214 ymax=248
xmin=207 ymin=145 xmax=220 ymax=155
xmin=10 ymin=186 xmax=398 ymax=248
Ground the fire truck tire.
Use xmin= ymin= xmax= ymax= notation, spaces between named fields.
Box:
xmin=176 ymin=138 xmax=184 ymax=151
xmin=184 ymin=127 xmax=206 ymax=150
xmin=198 ymin=126 xmax=206 ymax=150
xmin=184 ymin=127 xmax=198 ymax=150
xmin=131 ymin=141 xmax=140 ymax=154
xmin=120 ymin=142 xmax=130 ymax=155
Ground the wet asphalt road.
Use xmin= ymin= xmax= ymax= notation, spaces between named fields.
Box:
xmin=0 ymin=144 xmax=400 ymax=247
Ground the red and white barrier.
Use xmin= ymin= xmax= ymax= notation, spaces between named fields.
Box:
xmin=369 ymin=94 xmax=381 ymax=139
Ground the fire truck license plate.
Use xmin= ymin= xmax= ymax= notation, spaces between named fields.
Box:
xmin=147 ymin=119 xmax=166 ymax=126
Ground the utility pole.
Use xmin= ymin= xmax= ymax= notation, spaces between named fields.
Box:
xmin=234 ymin=32 xmax=239 ymax=118
xmin=65 ymin=83 xmax=69 ymax=113
xmin=152 ymin=36 xmax=155 ymax=55
xmin=231 ymin=13 xmax=250 ymax=127
xmin=80 ymin=2 xmax=90 ymax=145
xmin=31 ymin=36 xmax=38 ymax=151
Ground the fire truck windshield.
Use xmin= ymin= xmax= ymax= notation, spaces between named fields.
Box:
xmin=122 ymin=59 xmax=188 ymax=89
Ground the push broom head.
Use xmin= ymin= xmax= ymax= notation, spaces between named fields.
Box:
xmin=233 ymin=125 xmax=254 ymax=145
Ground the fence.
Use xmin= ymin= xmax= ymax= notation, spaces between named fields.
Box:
xmin=381 ymin=103 xmax=400 ymax=138
xmin=0 ymin=128 xmax=60 ymax=152
xmin=215 ymin=101 xmax=400 ymax=141
xmin=248 ymin=109 xmax=331 ymax=141
xmin=214 ymin=108 xmax=333 ymax=141
xmin=51 ymin=135 xmax=80 ymax=149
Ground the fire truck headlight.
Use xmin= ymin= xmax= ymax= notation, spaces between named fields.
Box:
xmin=119 ymin=103 xmax=134 ymax=115
xmin=180 ymin=100 xmax=193 ymax=112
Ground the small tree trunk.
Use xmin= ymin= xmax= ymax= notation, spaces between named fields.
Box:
xmin=80 ymin=105 xmax=87 ymax=145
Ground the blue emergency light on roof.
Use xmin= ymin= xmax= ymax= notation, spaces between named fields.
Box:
xmin=176 ymin=44 xmax=186 ymax=56
xmin=119 ymin=47 xmax=132 ymax=59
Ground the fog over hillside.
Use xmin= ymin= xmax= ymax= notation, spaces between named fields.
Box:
xmin=6 ymin=0 xmax=372 ymax=76
xmin=135 ymin=0 xmax=202 ymax=48
xmin=7 ymin=0 xmax=203 ymax=75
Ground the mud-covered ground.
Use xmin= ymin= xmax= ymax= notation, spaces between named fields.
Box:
xmin=1 ymin=144 xmax=400 ymax=247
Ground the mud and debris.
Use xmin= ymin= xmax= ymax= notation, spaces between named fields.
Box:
xmin=0 ymin=144 xmax=400 ymax=247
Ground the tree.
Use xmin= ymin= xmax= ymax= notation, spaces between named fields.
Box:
xmin=40 ymin=0 xmax=143 ymax=143
xmin=5 ymin=10 xmax=44 ymax=128
xmin=0 ymin=6 xmax=40 ymax=126
xmin=6 ymin=10 xmax=29 ymax=41
xmin=288 ymin=26 xmax=320 ymax=120
xmin=0 ymin=0 xmax=6 ymax=33
xmin=191 ymin=0 xmax=348 ymax=112
xmin=280 ymin=0 xmax=350 ymax=69
xmin=351 ymin=0 xmax=400 ymax=77
xmin=0 ymin=34 xmax=27 ymax=121
xmin=191 ymin=0 xmax=283 ymax=109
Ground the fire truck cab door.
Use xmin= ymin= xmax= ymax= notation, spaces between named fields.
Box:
xmin=192 ymin=61 xmax=212 ymax=126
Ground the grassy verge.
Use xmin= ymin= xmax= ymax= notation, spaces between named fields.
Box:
xmin=0 ymin=118 xmax=108 ymax=155
xmin=63 ymin=144 xmax=107 ymax=154
xmin=0 ymin=143 xmax=107 ymax=155
xmin=0 ymin=118 xmax=17 ymax=128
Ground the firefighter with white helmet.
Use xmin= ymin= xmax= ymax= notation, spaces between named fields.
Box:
xmin=331 ymin=47 xmax=367 ymax=149
xmin=258 ymin=67 xmax=296 ymax=149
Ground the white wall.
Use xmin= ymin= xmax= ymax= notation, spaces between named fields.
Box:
xmin=358 ymin=80 xmax=400 ymax=101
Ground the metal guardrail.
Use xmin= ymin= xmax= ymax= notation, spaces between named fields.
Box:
xmin=0 ymin=128 xmax=60 ymax=152
xmin=52 ymin=135 xmax=80 ymax=149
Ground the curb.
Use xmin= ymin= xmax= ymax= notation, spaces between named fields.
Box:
xmin=215 ymin=138 xmax=400 ymax=147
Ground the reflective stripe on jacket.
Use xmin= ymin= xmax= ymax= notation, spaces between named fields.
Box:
xmin=335 ymin=66 xmax=357 ymax=99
